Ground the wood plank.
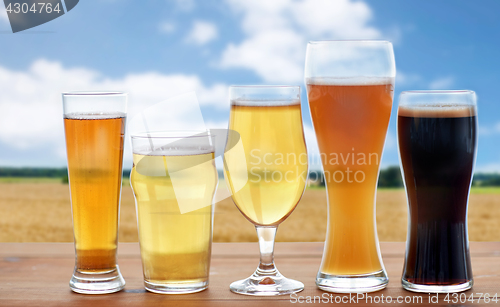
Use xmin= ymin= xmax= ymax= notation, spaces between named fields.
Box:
xmin=0 ymin=242 xmax=499 ymax=306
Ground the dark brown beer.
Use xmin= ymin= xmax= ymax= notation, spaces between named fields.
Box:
xmin=398 ymin=106 xmax=476 ymax=286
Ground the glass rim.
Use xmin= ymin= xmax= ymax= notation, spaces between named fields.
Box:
xmin=229 ymin=85 xmax=301 ymax=105
xmin=229 ymin=85 xmax=300 ymax=89
xmin=130 ymin=130 xmax=214 ymax=139
xmin=307 ymin=39 xmax=392 ymax=45
xmin=400 ymin=90 xmax=475 ymax=95
xmin=62 ymin=91 xmax=127 ymax=97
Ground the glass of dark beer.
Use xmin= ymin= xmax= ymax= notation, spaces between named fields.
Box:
xmin=398 ymin=90 xmax=477 ymax=293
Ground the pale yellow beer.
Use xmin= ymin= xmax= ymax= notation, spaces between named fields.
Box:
xmin=130 ymin=151 xmax=217 ymax=290
xmin=224 ymin=103 xmax=307 ymax=226
xmin=64 ymin=113 xmax=125 ymax=272
xmin=225 ymin=86 xmax=306 ymax=295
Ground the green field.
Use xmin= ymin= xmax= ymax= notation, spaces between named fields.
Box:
xmin=0 ymin=177 xmax=63 ymax=183
xmin=311 ymin=186 xmax=500 ymax=194
xmin=0 ymin=177 xmax=132 ymax=186
xmin=2 ymin=177 xmax=500 ymax=194
xmin=470 ymin=187 xmax=500 ymax=194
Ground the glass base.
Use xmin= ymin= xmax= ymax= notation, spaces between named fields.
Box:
xmin=402 ymin=278 xmax=473 ymax=293
xmin=69 ymin=266 xmax=126 ymax=294
xmin=144 ymin=280 xmax=208 ymax=294
xmin=229 ymin=269 xmax=304 ymax=296
xmin=316 ymin=269 xmax=388 ymax=293
xmin=230 ymin=269 xmax=304 ymax=296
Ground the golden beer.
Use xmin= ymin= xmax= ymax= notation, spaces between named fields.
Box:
xmin=306 ymin=79 xmax=393 ymax=275
xmin=225 ymin=86 xmax=306 ymax=295
xmin=64 ymin=113 xmax=125 ymax=272
xmin=224 ymin=103 xmax=308 ymax=226
xmin=130 ymin=150 xmax=217 ymax=292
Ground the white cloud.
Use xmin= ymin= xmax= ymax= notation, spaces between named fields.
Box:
xmin=171 ymin=0 xmax=195 ymax=12
xmin=396 ymin=70 xmax=421 ymax=86
xmin=0 ymin=5 xmax=8 ymax=23
xmin=289 ymin=0 xmax=380 ymax=38
xmin=474 ymin=163 xmax=500 ymax=173
xmin=384 ymin=26 xmax=403 ymax=45
xmin=221 ymin=29 xmax=305 ymax=83
xmin=225 ymin=0 xmax=293 ymax=34
xmin=220 ymin=0 xmax=382 ymax=83
xmin=429 ymin=76 xmax=455 ymax=90
xmin=478 ymin=126 xmax=490 ymax=136
xmin=185 ymin=21 xmax=218 ymax=45
xmin=159 ymin=21 xmax=176 ymax=34
xmin=0 ymin=59 xmax=228 ymax=165
xmin=478 ymin=122 xmax=500 ymax=136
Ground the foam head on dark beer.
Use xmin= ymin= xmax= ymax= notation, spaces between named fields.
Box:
xmin=398 ymin=90 xmax=477 ymax=118
xmin=398 ymin=105 xmax=477 ymax=118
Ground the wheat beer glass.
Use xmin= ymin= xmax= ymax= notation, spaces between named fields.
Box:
xmin=305 ymin=41 xmax=395 ymax=292
xmin=398 ymin=91 xmax=477 ymax=293
xmin=224 ymin=86 xmax=307 ymax=296
xmin=130 ymin=131 xmax=217 ymax=294
xmin=63 ymin=92 xmax=127 ymax=294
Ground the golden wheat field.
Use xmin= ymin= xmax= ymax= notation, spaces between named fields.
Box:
xmin=0 ymin=182 xmax=499 ymax=242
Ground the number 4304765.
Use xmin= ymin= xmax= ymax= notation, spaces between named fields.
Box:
xmin=6 ymin=3 xmax=62 ymax=14
xmin=444 ymin=293 xmax=499 ymax=304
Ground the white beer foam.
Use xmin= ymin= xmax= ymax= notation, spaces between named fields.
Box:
xmin=398 ymin=105 xmax=477 ymax=118
xmin=306 ymin=76 xmax=394 ymax=86
xmin=231 ymin=99 xmax=300 ymax=107
xmin=64 ymin=112 xmax=126 ymax=120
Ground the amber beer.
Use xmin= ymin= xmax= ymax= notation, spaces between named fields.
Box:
xmin=307 ymin=79 xmax=393 ymax=275
xmin=65 ymin=114 xmax=125 ymax=271
xmin=63 ymin=91 xmax=127 ymax=294
xmin=224 ymin=103 xmax=308 ymax=225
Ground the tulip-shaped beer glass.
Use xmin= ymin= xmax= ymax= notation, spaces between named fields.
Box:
xmin=224 ymin=86 xmax=307 ymax=296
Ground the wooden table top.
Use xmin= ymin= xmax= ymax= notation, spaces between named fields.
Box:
xmin=0 ymin=242 xmax=499 ymax=306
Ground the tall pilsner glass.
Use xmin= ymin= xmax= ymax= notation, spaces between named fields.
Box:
xmin=399 ymin=91 xmax=476 ymax=293
xmin=305 ymin=41 xmax=395 ymax=292
xmin=63 ymin=92 xmax=127 ymax=294
xmin=224 ymin=86 xmax=307 ymax=296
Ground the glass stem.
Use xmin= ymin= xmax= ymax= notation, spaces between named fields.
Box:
xmin=255 ymin=226 xmax=278 ymax=275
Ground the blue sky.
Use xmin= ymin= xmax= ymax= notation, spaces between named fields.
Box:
xmin=0 ymin=0 xmax=499 ymax=172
